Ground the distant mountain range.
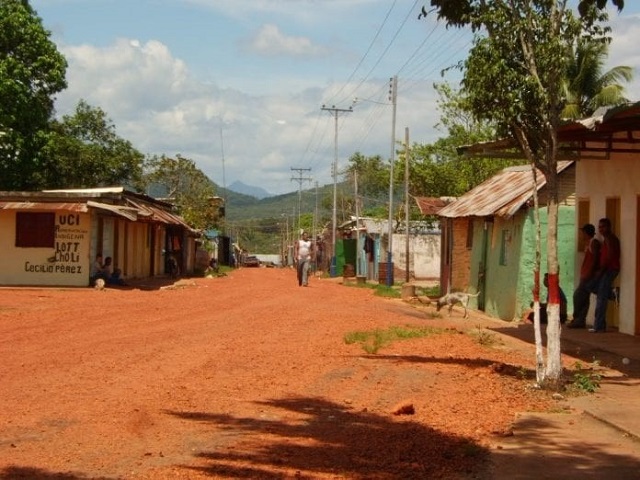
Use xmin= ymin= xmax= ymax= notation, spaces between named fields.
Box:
xmin=213 ymin=181 xmax=337 ymax=222
xmin=227 ymin=180 xmax=272 ymax=199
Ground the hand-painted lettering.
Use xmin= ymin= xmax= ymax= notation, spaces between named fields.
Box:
xmin=59 ymin=214 xmax=80 ymax=226
xmin=24 ymin=262 xmax=55 ymax=273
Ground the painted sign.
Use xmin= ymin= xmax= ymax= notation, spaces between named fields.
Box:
xmin=0 ymin=210 xmax=92 ymax=286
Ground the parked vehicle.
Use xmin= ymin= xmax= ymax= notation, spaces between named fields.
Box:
xmin=243 ymin=255 xmax=260 ymax=267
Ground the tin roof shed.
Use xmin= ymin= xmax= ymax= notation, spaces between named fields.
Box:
xmin=437 ymin=161 xmax=574 ymax=219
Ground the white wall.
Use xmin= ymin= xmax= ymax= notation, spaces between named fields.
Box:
xmin=0 ymin=210 xmax=91 ymax=287
xmin=392 ymin=233 xmax=441 ymax=280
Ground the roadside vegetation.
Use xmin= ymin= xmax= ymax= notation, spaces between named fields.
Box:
xmin=344 ymin=324 xmax=447 ymax=354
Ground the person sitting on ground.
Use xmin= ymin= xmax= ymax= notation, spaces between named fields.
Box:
xmin=205 ymin=256 xmax=219 ymax=276
xmin=102 ymin=256 xmax=126 ymax=286
xmin=90 ymin=253 xmax=106 ymax=285
xmin=525 ymin=273 xmax=568 ymax=324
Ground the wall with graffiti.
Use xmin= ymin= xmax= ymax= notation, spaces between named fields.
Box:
xmin=0 ymin=210 xmax=91 ymax=287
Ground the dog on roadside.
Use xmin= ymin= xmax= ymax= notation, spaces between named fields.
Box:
xmin=436 ymin=291 xmax=481 ymax=319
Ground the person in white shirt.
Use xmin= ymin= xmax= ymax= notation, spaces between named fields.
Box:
xmin=294 ymin=231 xmax=313 ymax=287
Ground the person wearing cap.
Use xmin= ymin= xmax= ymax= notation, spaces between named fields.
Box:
xmin=589 ymin=217 xmax=621 ymax=333
xmin=568 ymin=223 xmax=600 ymax=329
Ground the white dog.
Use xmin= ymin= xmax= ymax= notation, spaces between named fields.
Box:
xmin=94 ymin=278 xmax=106 ymax=291
xmin=436 ymin=291 xmax=481 ymax=319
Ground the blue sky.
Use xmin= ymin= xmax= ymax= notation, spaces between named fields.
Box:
xmin=31 ymin=0 xmax=640 ymax=196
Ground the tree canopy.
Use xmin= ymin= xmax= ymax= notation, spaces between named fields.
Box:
xmin=409 ymin=83 xmax=521 ymax=198
xmin=426 ymin=0 xmax=622 ymax=388
xmin=42 ymin=100 xmax=145 ymax=189
xmin=562 ymin=38 xmax=633 ymax=119
xmin=0 ymin=0 xmax=67 ymax=190
xmin=143 ymin=154 xmax=221 ymax=231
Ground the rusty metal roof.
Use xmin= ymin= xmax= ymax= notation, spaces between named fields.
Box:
xmin=86 ymin=201 xmax=139 ymax=221
xmin=414 ymin=197 xmax=455 ymax=215
xmin=125 ymin=198 xmax=195 ymax=231
xmin=0 ymin=189 xmax=198 ymax=231
xmin=438 ymin=161 xmax=574 ymax=219
xmin=0 ymin=201 xmax=88 ymax=212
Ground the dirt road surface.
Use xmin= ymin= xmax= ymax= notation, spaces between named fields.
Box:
xmin=0 ymin=268 xmax=592 ymax=479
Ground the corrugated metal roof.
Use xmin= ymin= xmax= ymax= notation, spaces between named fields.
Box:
xmin=125 ymin=198 xmax=195 ymax=231
xmin=0 ymin=189 xmax=198 ymax=232
xmin=339 ymin=217 xmax=390 ymax=235
xmin=86 ymin=201 xmax=139 ymax=221
xmin=414 ymin=197 xmax=455 ymax=215
xmin=43 ymin=187 xmax=126 ymax=194
xmin=438 ymin=161 xmax=574 ymax=219
xmin=0 ymin=201 xmax=88 ymax=212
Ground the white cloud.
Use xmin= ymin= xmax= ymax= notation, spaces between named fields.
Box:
xmin=244 ymin=24 xmax=329 ymax=57
xmin=54 ymin=37 xmax=340 ymax=193
xmin=608 ymin=13 xmax=640 ymax=101
xmin=59 ymin=39 xmax=192 ymax=116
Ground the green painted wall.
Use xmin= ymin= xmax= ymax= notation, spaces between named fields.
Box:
xmin=515 ymin=207 xmax=576 ymax=319
xmin=468 ymin=206 xmax=576 ymax=321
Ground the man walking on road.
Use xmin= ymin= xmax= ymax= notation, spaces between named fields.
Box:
xmin=294 ymin=231 xmax=313 ymax=287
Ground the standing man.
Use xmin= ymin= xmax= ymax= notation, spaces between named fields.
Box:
xmin=590 ymin=218 xmax=621 ymax=333
xmin=568 ymin=224 xmax=600 ymax=329
xmin=294 ymin=231 xmax=313 ymax=287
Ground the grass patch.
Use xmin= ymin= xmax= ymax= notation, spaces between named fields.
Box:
xmin=343 ymin=281 xmax=401 ymax=298
xmin=416 ymin=285 xmax=440 ymax=297
xmin=344 ymin=324 xmax=445 ymax=354
xmin=468 ymin=325 xmax=500 ymax=347
xmin=569 ymin=361 xmax=602 ymax=393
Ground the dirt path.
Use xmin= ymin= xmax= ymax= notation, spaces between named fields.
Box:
xmin=1 ymin=268 xmax=565 ymax=479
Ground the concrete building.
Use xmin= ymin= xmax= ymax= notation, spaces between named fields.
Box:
xmin=0 ymin=187 xmax=197 ymax=287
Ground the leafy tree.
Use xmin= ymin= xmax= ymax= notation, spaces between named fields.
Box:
xmin=410 ymin=83 xmax=521 ymax=198
xmin=344 ymin=152 xmax=390 ymax=199
xmin=427 ymin=0 xmax=621 ymax=388
xmin=42 ymin=100 xmax=144 ymax=189
xmin=562 ymin=38 xmax=633 ymax=119
xmin=342 ymin=152 xmax=391 ymax=220
xmin=0 ymin=0 xmax=67 ymax=190
xmin=143 ymin=154 xmax=221 ymax=231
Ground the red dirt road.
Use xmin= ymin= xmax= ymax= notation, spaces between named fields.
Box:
xmin=0 ymin=268 xmax=553 ymax=479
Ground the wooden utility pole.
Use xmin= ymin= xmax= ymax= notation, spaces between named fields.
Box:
xmin=386 ymin=75 xmax=398 ymax=286
xmin=321 ymin=104 xmax=353 ymax=277
xmin=404 ymin=127 xmax=410 ymax=283
xmin=290 ymin=167 xmax=312 ymax=235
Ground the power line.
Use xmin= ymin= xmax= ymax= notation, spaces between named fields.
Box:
xmin=321 ymin=104 xmax=353 ymax=277
xmin=291 ymin=167 xmax=313 ymax=235
xmin=323 ymin=0 xmax=399 ymax=107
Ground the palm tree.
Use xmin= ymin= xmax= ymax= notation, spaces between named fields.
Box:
xmin=562 ymin=39 xmax=633 ymax=119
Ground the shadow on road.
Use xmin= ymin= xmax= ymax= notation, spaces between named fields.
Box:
xmin=163 ymin=396 xmax=489 ymax=479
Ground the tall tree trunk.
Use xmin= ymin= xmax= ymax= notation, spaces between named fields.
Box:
xmin=530 ymin=165 xmax=544 ymax=384
xmin=542 ymin=170 xmax=563 ymax=390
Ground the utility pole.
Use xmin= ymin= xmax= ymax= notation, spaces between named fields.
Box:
xmin=290 ymin=167 xmax=312 ymax=236
xmin=404 ymin=127 xmax=410 ymax=283
xmin=313 ymin=181 xmax=319 ymax=272
xmin=321 ymin=104 xmax=353 ymax=277
xmin=386 ymin=75 xmax=398 ymax=286
xmin=354 ymin=169 xmax=361 ymax=277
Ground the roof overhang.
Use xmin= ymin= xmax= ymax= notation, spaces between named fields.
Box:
xmin=0 ymin=201 xmax=88 ymax=212
xmin=86 ymin=201 xmax=139 ymax=221
xmin=458 ymin=102 xmax=640 ymax=160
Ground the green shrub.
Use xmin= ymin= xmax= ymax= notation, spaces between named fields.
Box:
xmin=344 ymin=325 xmax=445 ymax=354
